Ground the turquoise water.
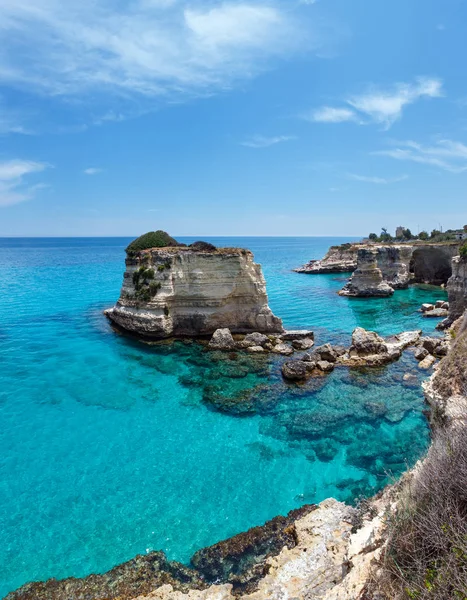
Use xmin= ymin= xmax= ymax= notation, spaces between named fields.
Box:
xmin=0 ymin=237 xmax=447 ymax=597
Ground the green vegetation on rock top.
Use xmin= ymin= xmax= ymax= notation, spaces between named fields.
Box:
xmin=126 ymin=231 xmax=180 ymax=255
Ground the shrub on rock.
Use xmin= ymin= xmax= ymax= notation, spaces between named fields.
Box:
xmin=126 ymin=231 xmax=180 ymax=255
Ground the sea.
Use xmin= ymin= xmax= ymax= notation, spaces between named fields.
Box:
xmin=0 ymin=236 xmax=448 ymax=597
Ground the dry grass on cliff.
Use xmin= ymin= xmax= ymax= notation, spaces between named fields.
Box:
xmin=432 ymin=318 xmax=467 ymax=400
xmin=371 ymin=431 xmax=467 ymax=599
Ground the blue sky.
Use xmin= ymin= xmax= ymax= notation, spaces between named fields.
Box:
xmin=0 ymin=0 xmax=466 ymax=236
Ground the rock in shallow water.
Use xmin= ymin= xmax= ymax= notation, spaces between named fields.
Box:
xmin=209 ymin=328 xmax=236 ymax=351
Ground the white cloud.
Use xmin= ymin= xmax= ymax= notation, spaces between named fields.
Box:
xmin=347 ymin=173 xmax=408 ymax=184
xmin=308 ymin=77 xmax=443 ymax=129
xmin=241 ymin=134 xmax=297 ymax=148
xmin=306 ymin=106 xmax=356 ymax=123
xmin=84 ymin=167 xmax=103 ymax=175
xmin=0 ymin=159 xmax=50 ymax=207
xmin=375 ymin=139 xmax=467 ymax=173
xmin=0 ymin=0 xmax=311 ymax=107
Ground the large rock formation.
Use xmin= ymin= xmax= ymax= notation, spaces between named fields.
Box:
xmin=105 ymin=245 xmax=283 ymax=339
xmin=443 ymin=255 xmax=467 ymax=327
xmin=337 ymin=243 xmax=459 ymax=297
xmin=339 ymin=247 xmax=395 ymax=297
xmin=294 ymin=244 xmax=358 ymax=273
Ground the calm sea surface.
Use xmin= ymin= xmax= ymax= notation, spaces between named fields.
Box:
xmin=0 ymin=237 xmax=447 ymax=597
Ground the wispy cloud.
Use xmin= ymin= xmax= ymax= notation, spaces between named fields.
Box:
xmin=306 ymin=106 xmax=356 ymax=123
xmin=0 ymin=1 xmax=313 ymax=110
xmin=241 ymin=134 xmax=297 ymax=148
xmin=347 ymin=173 xmax=408 ymax=184
xmin=307 ymin=77 xmax=443 ymax=129
xmin=84 ymin=167 xmax=103 ymax=175
xmin=374 ymin=139 xmax=467 ymax=173
xmin=0 ymin=159 xmax=51 ymax=207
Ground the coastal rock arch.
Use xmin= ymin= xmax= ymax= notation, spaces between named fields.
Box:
xmin=411 ymin=245 xmax=458 ymax=285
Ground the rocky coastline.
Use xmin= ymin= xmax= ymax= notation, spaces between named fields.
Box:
xmin=7 ymin=238 xmax=467 ymax=600
xmin=295 ymin=241 xmax=460 ymax=297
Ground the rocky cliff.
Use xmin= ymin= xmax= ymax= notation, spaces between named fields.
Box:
xmin=338 ymin=242 xmax=459 ymax=297
xmin=294 ymin=244 xmax=359 ymax=273
xmin=443 ymin=255 xmax=467 ymax=328
xmin=105 ymin=246 xmax=283 ymax=338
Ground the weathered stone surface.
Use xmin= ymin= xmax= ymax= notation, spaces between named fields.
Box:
xmin=292 ymin=337 xmax=315 ymax=351
xmin=294 ymin=244 xmax=358 ymax=274
xmin=191 ymin=505 xmax=316 ymax=593
xmin=243 ymin=332 xmax=270 ymax=347
xmin=339 ymin=247 xmax=395 ymax=297
xmin=314 ymin=343 xmax=339 ymax=362
xmin=418 ymin=354 xmax=437 ymax=370
xmin=444 ymin=255 xmax=467 ymax=327
xmin=280 ymin=330 xmax=315 ymax=341
xmin=246 ymin=346 xmax=265 ymax=354
xmin=414 ymin=347 xmax=429 ymax=361
xmin=349 ymin=328 xmax=387 ymax=356
xmin=423 ymin=307 xmax=448 ymax=318
xmin=271 ymin=343 xmax=294 ymax=356
xmin=106 ymin=247 xmax=283 ymax=339
xmin=5 ymin=552 xmax=206 ymax=600
xmin=317 ymin=360 xmax=335 ymax=373
xmin=421 ymin=303 xmax=434 ymax=312
xmin=209 ymin=328 xmax=236 ymax=350
xmin=281 ymin=361 xmax=310 ymax=381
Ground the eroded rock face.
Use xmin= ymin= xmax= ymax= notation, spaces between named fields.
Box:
xmin=334 ymin=243 xmax=459 ymax=297
xmin=105 ymin=248 xmax=283 ymax=339
xmin=339 ymin=248 xmax=395 ymax=297
xmin=294 ymin=244 xmax=358 ymax=274
xmin=445 ymin=256 xmax=467 ymax=326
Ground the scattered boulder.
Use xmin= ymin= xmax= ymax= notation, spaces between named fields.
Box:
xmin=271 ymin=343 xmax=294 ymax=356
xmin=421 ymin=303 xmax=435 ymax=312
xmin=414 ymin=347 xmax=429 ymax=361
xmin=418 ymin=354 xmax=437 ymax=370
xmin=292 ymin=338 xmax=315 ymax=351
xmin=281 ymin=361 xmax=310 ymax=381
xmin=403 ymin=373 xmax=419 ymax=387
xmin=209 ymin=328 xmax=236 ymax=350
xmin=243 ymin=332 xmax=270 ymax=347
xmin=389 ymin=330 xmax=422 ymax=351
xmin=280 ymin=330 xmax=315 ymax=341
xmin=423 ymin=308 xmax=449 ymax=318
xmin=247 ymin=346 xmax=265 ymax=354
xmin=317 ymin=360 xmax=335 ymax=373
xmin=314 ymin=343 xmax=339 ymax=363
xmin=435 ymin=300 xmax=449 ymax=309
xmin=349 ymin=328 xmax=387 ymax=356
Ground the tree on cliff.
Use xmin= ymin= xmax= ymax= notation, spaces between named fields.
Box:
xmin=418 ymin=231 xmax=429 ymax=240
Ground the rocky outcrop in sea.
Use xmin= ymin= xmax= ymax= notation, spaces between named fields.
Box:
xmin=105 ymin=241 xmax=283 ymax=339
xmin=294 ymin=243 xmax=358 ymax=273
xmin=295 ymin=241 xmax=460 ymax=297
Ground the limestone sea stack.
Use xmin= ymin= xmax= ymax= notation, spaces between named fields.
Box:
xmin=105 ymin=231 xmax=283 ymax=339
xmin=339 ymin=247 xmax=394 ymax=297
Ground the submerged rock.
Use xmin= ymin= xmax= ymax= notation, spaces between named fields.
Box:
xmin=280 ymin=330 xmax=315 ymax=341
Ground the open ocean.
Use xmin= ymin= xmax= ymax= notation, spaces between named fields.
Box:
xmin=0 ymin=236 xmax=448 ymax=597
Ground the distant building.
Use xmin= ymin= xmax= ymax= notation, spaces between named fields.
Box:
xmin=395 ymin=226 xmax=406 ymax=238
xmin=454 ymin=231 xmax=467 ymax=241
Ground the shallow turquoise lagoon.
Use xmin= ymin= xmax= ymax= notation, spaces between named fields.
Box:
xmin=0 ymin=237 xmax=447 ymax=597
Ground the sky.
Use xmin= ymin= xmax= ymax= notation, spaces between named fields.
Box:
xmin=0 ymin=0 xmax=466 ymax=237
